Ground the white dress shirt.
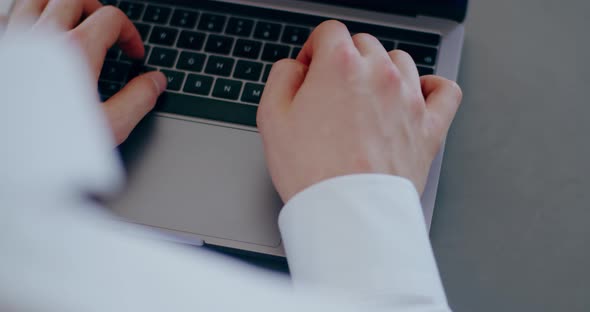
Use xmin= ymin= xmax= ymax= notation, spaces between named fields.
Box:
xmin=0 ymin=31 xmax=451 ymax=312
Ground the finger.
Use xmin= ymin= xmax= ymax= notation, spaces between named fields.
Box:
xmin=257 ymin=59 xmax=308 ymax=127
xmin=421 ymin=75 xmax=463 ymax=134
xmin=103 ymin=71 xmax=167 ymax=145
xmin=7 ymin=0 xmax=48 ymax=28
xmin=0 ymin=0 xmax=15 ymax=27
xmin=351 ymin=33 xmax=385 ymax=57
xmin=389 ymin=49 xmax=421 ymax=91
xmin=296 ymin=20 xmax=357 ymax=66
xmin=35 ymin=0 xmax=102 ymax=30
xmin=70 ymin=5 xmax=143 ymax=76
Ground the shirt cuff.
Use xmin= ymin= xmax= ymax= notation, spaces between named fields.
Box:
xmin=279 ymin=174 xmax=449 ymax=307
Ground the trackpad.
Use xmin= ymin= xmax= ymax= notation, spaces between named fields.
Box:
xmin=109 ymin=115 xmax=283 ymax=248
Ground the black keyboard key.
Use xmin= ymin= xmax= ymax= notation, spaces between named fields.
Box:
xmin=106 ymin=48 xmax=120 ymax=60
xmin=213 ymin=78 xmax=243 ymax=100
xmin=118 ymin=1 xmax=144 ymax=20
xmin=156 ymin=92 xmax=258 ymax=127
xmin=160 ymin=70 xmax=186 ymax=91
xmin=291 ymin=47 xmax=301 ymax=59
xmin=205 ymin=35 xmax=234 ymax=55
xmin=261 ymin=44 xmax=290 ymax=62
xmin=281 ymin=26 xmax=309 ymax=45
xmin=170 ymin=9 xmax=198 ymax=28
xmin=177 ymin=52 xmax=206 ymax=72
xmin=184 ymin=74 xmax=213 ymax=95
xmin=234 ymin=60 xmax=263 ymax=81
xmin=225 ymin=17 xmax=254 ymax=37
xmin=233 ymin=39 xmax=262 ymax=59
xmin=100 ymin=61 xmax=131 ymax=82
xmin=417 ymin=66 xmax=434 ymax=76
xmin=119 ymin=53 xmax=133 ymax=63
xmin=134 ymin=23 xmax=151 ymax=42
xmin=254 ymin=22 xmax=282 ymax=41
xmin=100 ymin=0 xmax=118 ymax=5
xmin=148 ymin=47 xmax=178 ymax=67
xmin=177 ymin=31 xmax=206 ymax=51
xmin=143 ymin=5 xmax=172 ymax=24
xmin=379 ymin=39 xmax=395 ymax=51
xmin=397 ymin=43 xmax=438 ymax=66
xmin=205 ymin=56 xmax=234 ymax=76
xmin=98 ymin=81 xmax=122 ymax=96
xmin=198 ymin=14 xmax=226 ymax=32
xmin=262 ymin=64 xmax=272 ymax=83
xmin=149 ymin=27 xmax=178 ymax=46
xmin=241 ymin=83 xmax=264 ymax=104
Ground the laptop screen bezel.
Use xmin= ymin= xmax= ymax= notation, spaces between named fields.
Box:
xmin=303 ymin=0 xmax=468 ymax=23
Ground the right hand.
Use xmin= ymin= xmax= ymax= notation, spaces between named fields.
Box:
xmin=257 ymin=21 xmax=463 ymax=203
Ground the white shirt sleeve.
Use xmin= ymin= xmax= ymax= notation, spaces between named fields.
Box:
xmin=0 ymin=31 xmax=451 ymax=312
xmin=280 ymin=175 xmax=451 ymax=310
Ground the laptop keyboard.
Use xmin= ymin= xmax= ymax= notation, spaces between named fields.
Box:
xmin=98 ymin=0 xmax=441 ymax=127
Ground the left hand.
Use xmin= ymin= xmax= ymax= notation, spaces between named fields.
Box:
xmin=3 ymin=0 xmax=166 ymax=145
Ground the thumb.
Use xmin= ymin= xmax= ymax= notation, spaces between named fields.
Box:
xmin=421 ymin=75 xmax=463 ymax=136
xmin=257 ymin=59 xmax=307 ymax=128
xmin=103 ymin=71 xmax=167 ymax=145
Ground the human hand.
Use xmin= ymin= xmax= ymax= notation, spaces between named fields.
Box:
xmin=257 ymin=21 xmax=463 ymax=202
xmin=4 ymin=0 xmax=166 ymax=145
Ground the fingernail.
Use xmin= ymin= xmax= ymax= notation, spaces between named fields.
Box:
xmin=149 ymin=72 xmax=167 ymax=94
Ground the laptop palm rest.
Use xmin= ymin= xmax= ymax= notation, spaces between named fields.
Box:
xmin=109 ymin=115 xmax=282 ymax=248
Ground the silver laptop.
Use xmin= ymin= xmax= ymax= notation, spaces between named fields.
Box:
xmin=102 ymin=0 xmax=467 ymax=257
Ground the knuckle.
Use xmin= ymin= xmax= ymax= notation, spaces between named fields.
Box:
xmin=268 ymin=59 xmax=297 ymax=82
xmin=381 ymin=63 xmax=402 ymax=84
xmin=99 ymin=5 xmax=126 ymax=19
xmin=334 ymin=41 xmax=361 ymax=70
xmin=352 ymin=32 xmax=377 ymax=43
xmin=351 ymin=32 xmax=366 ymax=40
xmin=317 ymin=19 xmax=347 ymax=32
xmin=271 ymin=58 xmax=293 ymax=71
xmin=390 ymin=49 xmax=413 ymax=62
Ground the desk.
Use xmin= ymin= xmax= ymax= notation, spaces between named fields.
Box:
xmin=430 ymin=0 xmax=590 ymax=311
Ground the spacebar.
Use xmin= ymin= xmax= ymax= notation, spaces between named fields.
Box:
xmin=155 ymin=92 xmax=258 ymax=127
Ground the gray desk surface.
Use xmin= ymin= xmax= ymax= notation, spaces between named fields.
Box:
xmin=430 ymin=0 xmax=590 ymax=311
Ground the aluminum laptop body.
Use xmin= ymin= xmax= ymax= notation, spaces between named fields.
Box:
xmin=107 ymin=0 xmax=468 ymax=257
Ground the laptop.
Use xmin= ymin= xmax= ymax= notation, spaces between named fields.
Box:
xmin=102 ymin=0 xmax=467 ymax=257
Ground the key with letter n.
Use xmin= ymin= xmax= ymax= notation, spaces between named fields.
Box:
xmin=213 ymin=78 xmax=243 ymax=100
